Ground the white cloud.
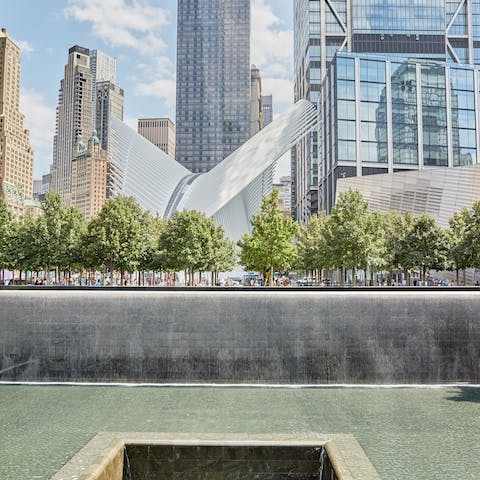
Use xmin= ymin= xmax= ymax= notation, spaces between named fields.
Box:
xmin=262 ymin=78 xmax=294 ymax=108
xmin=12 ymin=39 xmax=34 ymax=54
xmin=251 ymin=0 xmax=294 ymax=113
xmin=64 ymin=0 xmax=170 ymax=55
xmin=134 ymin=56 xmax=176 ymax=116
xmin=20 ymin=89 xmax=56 ymax=176
xmin=124 ymin=115 xmax=138 ymax=130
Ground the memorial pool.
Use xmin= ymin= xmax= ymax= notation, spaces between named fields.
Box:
xmin=1 ymin=384 xmax=479 ymax=479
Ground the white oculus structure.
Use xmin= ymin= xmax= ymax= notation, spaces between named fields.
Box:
xmin=108 ymin=100 xmax=318 ymax=240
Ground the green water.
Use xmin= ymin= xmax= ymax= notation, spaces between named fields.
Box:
xmin=0 ymin=385 xmax=479 ymax=479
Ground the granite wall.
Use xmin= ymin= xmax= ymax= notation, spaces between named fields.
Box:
xmin=1 ymin=288 xmax=479 ymax=383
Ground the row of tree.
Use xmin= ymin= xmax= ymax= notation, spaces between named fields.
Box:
xmin=0 ymin=194 xmax=235 ymax=285
xmin=2 ymin=188 xmax=480 ymax=286
xmin=296 ymin=190 xmax=480 ymax=285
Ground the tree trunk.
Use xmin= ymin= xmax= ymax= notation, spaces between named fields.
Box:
xmin=456 ymin=268 xmax=459 ymax=285
xmin=352 ymin=267 xmax=357 ymax=287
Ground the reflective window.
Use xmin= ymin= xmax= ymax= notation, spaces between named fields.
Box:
xmin=455 ymin=109 xmax=476 ymax=129
xmin=337 ymin=140 xmax=356 ymax=161
xmin=458 ymin=128 xmax=477 ymax=148
xmin=361 ymin=141 xmax=387 ymax=163
xmin=393 ymin=144 xmax=418 ymax=164
xmin=336 ymin=56 xmax=355 ymax=81
xmin=451 ymin=90 xmax=475 ymax=110
xmin=453 ymin=147 xmax=477 ymax=166
xmin=423 ymin=145 xmax=448 ymax=166
xmin=353 ymin=0 xmax=444 ymax=33
xmin=309 ymin=45 xmax=321 ymax=61
xmin=360 ymin=82 xmax=386 ymax=102
xmin=450 ymin=68 xmax=474 ymax=91
xmin=361 ymin=102 xmax=381 ymax=122
xmin=337 ymin=80 xmax=355 ymax=100
xmin=360 ymin=59 xmax=386 ymax=83
xmin=338 ymin=120 xmax=356 ymax=140
xmin=337 ymin=99 xmax=356 ymax=120
xmin=310 ymin=68 xmax=321 ymax=82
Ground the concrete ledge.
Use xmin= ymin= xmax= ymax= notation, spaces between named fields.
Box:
xmin=50 ymin=432 xmax=380 ymax=480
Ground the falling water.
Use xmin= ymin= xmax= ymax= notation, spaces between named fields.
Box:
xmin=123 ymin=446 xmax=132 ymax=480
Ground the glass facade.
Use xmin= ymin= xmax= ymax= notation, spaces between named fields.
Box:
xmin=320 ymin=52 xmax=480 ymax=211
xmin=294 ymin=0 xmax=480 ymax=216
xmin=176 ymin=0 xmax=250 ymax=174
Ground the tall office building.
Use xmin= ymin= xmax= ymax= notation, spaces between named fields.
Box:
xmin=90 ymin=50 xmax=116 ymax=103
xmin=294 ymin=0 xmax=480 ymax=216
xmin=176 ymin=0 xmax=251 ymax=173
xmin=138 ymin=118 xmax=176 ymax=158
xmin=0 ymin=28 xmax=34 ymax=215
xmin=250 ymin=65 xmax=263 ymax=136
xmin=95 ymin=80 xmax=124 ymax=150
xmin=262 ymin=95 xmax=273 ymax=127
xmin=51 ymin=45 xmax=93 ymax=201
xmin=51 ymin=47 xmax=120 ymax=202
xmin=70 ymin=132 xmax=108 ymax=219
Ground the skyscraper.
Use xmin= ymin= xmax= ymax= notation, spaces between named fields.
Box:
xmin=262 ymin=95 xmax=273 ymax=127
xmin=138 ymin=118 xmax=176 ymax=158
xmin=176 ymin=0 xmax=251 ymax=173
xmin=294 ymin=0 xmax=480 ymax=216
xmin=250 ymin=65 xmax=263 ymax=136
xmin=51 ymin=45 xmax=93 ymax=201
xmin=51 ymin=47 xmax=120 ymax=202
xmin=0 ymin=27 xmax=34 ymax=216
xmin=95 ymin=80 xmax=124 ymax=150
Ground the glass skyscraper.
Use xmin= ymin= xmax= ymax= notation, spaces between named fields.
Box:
xmin=294 ymin=0 xmax=480 ymax=216
xmin=320 ymin=53 xmax=480 ymax=211
xmin=175 ymin=0 xmax=251 ymax=173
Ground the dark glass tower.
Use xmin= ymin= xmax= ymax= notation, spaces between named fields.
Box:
xmin=294 ymin=0 xmax=480 ymax=219
xmin=176 ymin=0 xmax=251 ymax=173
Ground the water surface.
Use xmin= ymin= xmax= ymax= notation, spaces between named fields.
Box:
xmin=1 ymin=385 xmax=479 ymax=479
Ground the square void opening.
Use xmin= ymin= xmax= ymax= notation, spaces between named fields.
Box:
xmin=123 ymin=445 xmax=323 ymax=480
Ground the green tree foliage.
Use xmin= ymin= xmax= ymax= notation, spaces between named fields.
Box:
xmin=207 ymin=223 xmax=236 ymax=285
xmin=25 ymin=193 xmax=86 ymax=280
xmin=83 ymin=196 xmax=150 ymax=280
xmin=399 ymin=214 xmax=449 ymax=282
xmin=326 ymin=189 xmax=371 ymax=285
xmin=0 ymin=198 xmax=14 ymax=270
xmin=140 ymin=215 xmax=167 ymax=273
xmin=238 ymin=190 xmax=298 ymax=285
xmin=461 ymin=200 xmax=480 ymax=270
xmin=447 ymin=208 xmax=471 ymax=283
xmin=159 ymin=210 xmax=235 ymax=285
xmin=296 ymin=213 xmax=332 ymax=276
xmin=8 ymin=213 xmax=42 ymax=275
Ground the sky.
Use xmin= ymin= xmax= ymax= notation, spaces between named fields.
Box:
xmin=1 ymin=0 xmax=294 ymax=179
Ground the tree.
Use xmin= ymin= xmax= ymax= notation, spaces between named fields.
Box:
xmin=139 ymin=214 xmax=167 ymax=277
xmin=83 ymin=196 xmax=151 ymax=283
xmin=238 ymin=190 xmax=298 ymax=285
xmin=326 ymin=189 xmax=371 ymax=285
xmin=23 ymin=193 xmax=86 ymax=282
xmin=0 ymin=199 xmax=14 ymax=272
xmin=447 ymin=208 xmax=471 ymax=284
xmin=207 ymin=223 xmax=236 ymax=285
xmin=159 ymin=210 xmax=215 ymax=285
xmin=296 ymin=213 xmax=332 ymax=281
xmin=399 ymin=214 xmax=449 ymax=283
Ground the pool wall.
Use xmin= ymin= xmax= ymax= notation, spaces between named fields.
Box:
xmin=1 ymin=288 xmax=479 ymax=384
